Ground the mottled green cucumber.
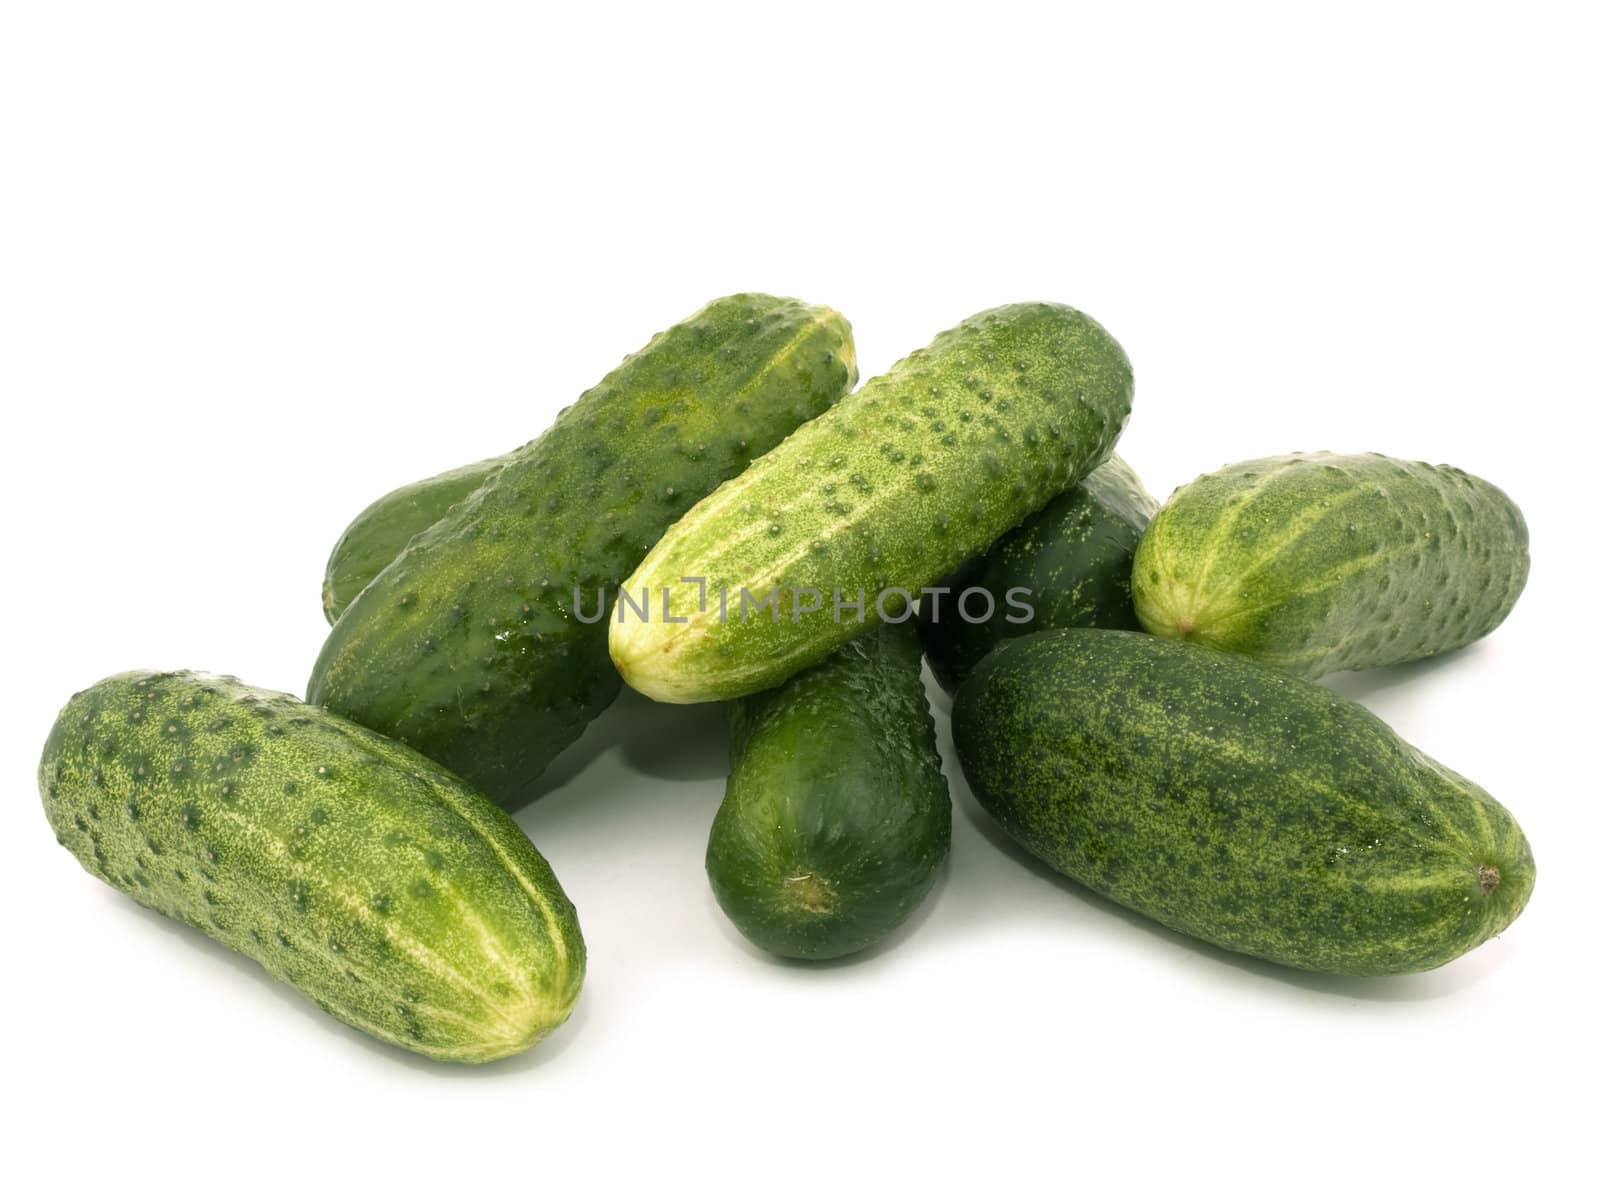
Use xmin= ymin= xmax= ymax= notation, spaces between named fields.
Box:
xmin=322 ymin=455 xmax=505 ymax=624
xmin=707 ymin=623 xmax=951 ymax=960
xmin=918 ymin=453 xmax=1156 ymax=694
xmin=309 ymin=295 xmax=856 ymax=803
xmin=955 ymin=629 xmax=1535 ymax=975
xmin=40 ymin=671 xmax=584 ymax=1062
xmin=613 ymin=302 xmax=1133 ymax=703
xmin=1133 ymin=452 xmax=1529 ymax=677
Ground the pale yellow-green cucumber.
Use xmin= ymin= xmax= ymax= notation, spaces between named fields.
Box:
xmin=611 ymin=302 xmax=1134 ymax=703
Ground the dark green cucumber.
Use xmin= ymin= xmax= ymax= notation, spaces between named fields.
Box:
xmin=614 ymin=302 xmax=1134 ymax=703
xmin=308 ymin=295 xmax=856 ymax=803
xmin=322 ymin=455 xmax=505 ymax=624
xmin=1133 ymin=452 xmax=1530 ymax=676
xmin=954 ymin=629 xmax=1535 ymax=975
xmin=918 ymin=453 xmax=1156 ymax=693
xmin=40 ymin=671 xmax=584 ymax=1062
xmin=706 ymin=623 xmax=950 ymax=960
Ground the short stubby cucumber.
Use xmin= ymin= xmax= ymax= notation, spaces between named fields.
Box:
xmin=918 ymin=453 xmax=1156 ymax=694
xmin=1133 ymin=452 xmax=1529 ymax=677
xmin=322 ymin=455 xmax=505 ymax=624
xmin=39 ymin=671 xmax=585 ymax=1062
xmin=954 ymin=629 xmax=1535 ymax=975
xmin=308 ymin=295 xmax=856 ymax=803
xmin=706 ymin=623 xmax=951 ymax=960
xmin=612 ymin=302 xmax=1134 ymax=703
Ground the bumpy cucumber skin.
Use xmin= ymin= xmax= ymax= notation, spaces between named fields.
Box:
xmin=40 ymin=671 xmax=585 ymax=1063
xmin=613 ymin=302 xmax=1134 ymax=704
xmin=322 ymin=455 xmax=505 ymax=624
xmin=308 ymin=295 xmax=856 ymax=803
xmin=1133 ymin=452 xmax=1530 ymax=677
xmin=919 ymin=454 xmax=1155 ymax=694
xmin=706 ymin=624 xmax=951 ymax=960
xmin=954 ymin=629 xmax=1535 ymax=975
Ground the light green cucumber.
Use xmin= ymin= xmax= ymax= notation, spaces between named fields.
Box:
xmin=955 ymin=629 xmax=1535 ymax=975
xmin=706 ymin=623 xmax=951 ymax=960
xmin=40 ymin=670 xmax=584 ymax=1063
xmin=308 ymin=295 xmax=856 ymax=803
xmin=612 ymin=302 xmax=1134 ymax=703
xmin=322 ymin=455 xmax=505 ymax=624
xmin=1133 ymin=452 xmax=1529 ymax=676
xmin=918 ymin=453 xmax=1156 ymax=693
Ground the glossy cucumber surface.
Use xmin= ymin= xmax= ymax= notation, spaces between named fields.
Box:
xmin=919 ymin=453 xmax=1155 ymax=693
xmin=322 ymin=455 xmax=504 ymax=624
xmin=707 ymin=623 xmax=950 ymax=960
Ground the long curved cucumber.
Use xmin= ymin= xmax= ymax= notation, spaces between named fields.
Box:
xmin=40 ymin=670 xmax=585 ymax=1062
xmin=954 ymin=629 xmax=1535 ymax=975
xmin=308 ymin=295 xmax=856 ymax=804
xmin=1132 ymin=452 xmax=1529 ymax=676
xmin=706 ymin=623 xmax=951 ymax=960
xmin=612 ymin=302 xmax=1133 ymax=704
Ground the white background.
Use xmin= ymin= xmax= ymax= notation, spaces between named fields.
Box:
xmin=4 ymin=3 xmax=1596 ymax=1196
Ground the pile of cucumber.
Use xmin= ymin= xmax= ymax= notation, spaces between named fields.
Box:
xmin=39 ymin=294 xmax=1534 ymax=1063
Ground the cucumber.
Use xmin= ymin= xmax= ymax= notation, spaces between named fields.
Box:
xmin=612 ymin=302 xmax=1134 ymax=704
xmin=706 ymin=623 xmax=951 ymax=960
xmin=308 ymin=295 xmax=856 ymax=803
xmin=1132 ymin=452 xmax=1529 ymax=677
xmin=322 ymin=455 xmax=504 ymax=624
xmin=39 ymin=670 xmax=584 ymax=1062
xmin=954 ymin=629 xmax=1535 ymax=975
xmin=918 ymin=453 xmax=1155 ymax=694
